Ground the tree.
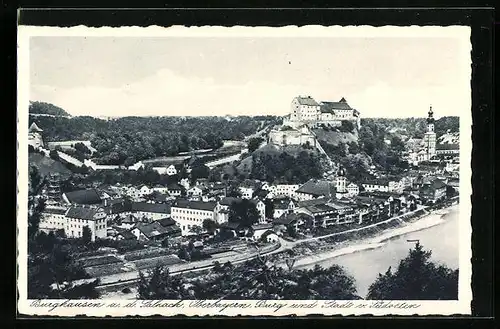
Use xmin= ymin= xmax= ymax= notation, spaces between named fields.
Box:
xmin=28 ymin=166 xmax=46 ymax=239
xmin=74 ymin=142 xmax=91 ymax=155
xmin=247 ymin=137 xmax=264 ymax=153
xmin=228 ymin=199 xmax=260 ymax=228
xmin=190 ymin=164 xmax=210 ymax=183
xmin=49 ymin=149 xmax=59 ymax=161
xmin=367 ymin=242 xmax=458 ymax=300
xmin=202 ymin=219 xmax=218 ymax=234
xmin=339 ymin=120 xmax=355 ymax=133
xmin=28 ymin=239 xmax=98 ymax=299
xmin=390 ymin=135 xmax=406 ymax=154
xmin=137 ymin=265 xmax=191 ymax=299
xmin=82 ymin=226 xmax=92 ymax=244
xmin=189 ymin=225 xmax=203 ymax=236
xmin=263 ymin=199 xmax=275 ymax=219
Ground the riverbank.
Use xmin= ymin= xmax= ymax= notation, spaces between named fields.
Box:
xmin=278 ymin=204 xmax=458 ymax=270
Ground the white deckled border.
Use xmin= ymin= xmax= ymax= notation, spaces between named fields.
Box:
xmin=17 ymin=25 xmax=472 ymax=317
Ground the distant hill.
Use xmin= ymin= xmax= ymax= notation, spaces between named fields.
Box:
xmin=29 ymin=101 xmax=71 ymax=117
xmin=28 ymin=152 xmax=72 ymax=177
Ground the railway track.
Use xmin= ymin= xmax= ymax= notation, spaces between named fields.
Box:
xmin=85 ymin=243 xmax=282 ymax=290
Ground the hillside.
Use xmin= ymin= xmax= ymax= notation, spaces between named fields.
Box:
xmin=236 ymin=143 xmax=323 ymax=184
xmin=312 ymin=128 xmax=358 ymax=147
xmin=28 ymin=153 xmax=72 ymax=177
xmin=29 ymin=101 xmax=71 ymax=117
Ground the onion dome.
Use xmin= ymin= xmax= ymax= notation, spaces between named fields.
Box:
xmin=336 ymin=166 xmax=346 ymax=177
xmin=427 ymin=105 xmax=435 ymax=124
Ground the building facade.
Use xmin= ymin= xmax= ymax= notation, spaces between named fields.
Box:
xmin=170 ymin=200 xmax=216 ymax=236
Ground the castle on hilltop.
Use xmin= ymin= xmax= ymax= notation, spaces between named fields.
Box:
xmin=268 ymin=95 xmax=361 ymax=148
xmin=283 ymin=95 xmax=361 ymax=130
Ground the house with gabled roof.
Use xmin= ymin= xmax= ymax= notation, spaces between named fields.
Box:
xmin=64 ymin=206 xmax=108 ymax=241
xmin=295 ymin=179 xmax=336 ymax=201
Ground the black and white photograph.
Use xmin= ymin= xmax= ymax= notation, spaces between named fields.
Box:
xmin=17 ymin=25 xmax=472 ymax=316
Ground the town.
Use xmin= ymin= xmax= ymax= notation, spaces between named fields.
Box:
xmin=27 ymin=95 xmax=460 ymax=299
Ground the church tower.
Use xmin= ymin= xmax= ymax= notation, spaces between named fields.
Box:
xmin=335 ymin=165 xmax=348 ymax=199
xmin=423 ymin=105 xmax=437 ymax=160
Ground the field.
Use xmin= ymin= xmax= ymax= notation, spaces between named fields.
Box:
xmin=85 ymin=263 xmax=130 ymax=277
xmin=132 ymin=255 xmax=184 ymax=271
xmin=79 ymin=255 xmax=122 ymax=267
xmin=123 ymin=248 xmax=170 ymax=261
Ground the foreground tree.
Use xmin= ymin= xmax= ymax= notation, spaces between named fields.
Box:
xmin=367 ymin=242 xmax=458 ymax=300
xmin=137 ymin=265 xmax=192 ymax=299
xmin=82 ymin=225 xmax=92 ymax=244
xmin=139 ymin=256 xmax=359 ymax=300
xmin=28 ymin=166 xmax=47 ymax=239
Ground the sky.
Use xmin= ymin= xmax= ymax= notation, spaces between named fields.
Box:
xmin=29 ymin=34 xmax=471 ymax=118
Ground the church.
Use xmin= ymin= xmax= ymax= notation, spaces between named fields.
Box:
xmin=422 ymin=106 xmax=437 ymax=161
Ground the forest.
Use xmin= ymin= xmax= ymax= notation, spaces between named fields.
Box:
xmin=29 ymin=101 xmax=279 ymax=166
xmin=29 ymin=101 xmax=71 ymax=117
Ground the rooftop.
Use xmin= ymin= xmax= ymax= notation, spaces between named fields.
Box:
xmin=64 ymin=189 xmax=102 ymax=205
xmin=296 ymin=96 xmax=319 ymax=106
xmin=66 ymin=207 xmax=103 ymax=220
xmin=29 ymin=122 xmax=43 ymax=132
xmin=173 ymin=200 xmax=217 ymax=211
xmin=296 ymin=179 xmax=335 ymax=197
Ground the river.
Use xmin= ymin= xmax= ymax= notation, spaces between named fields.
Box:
xmin=299 ymin=206 xmax=459 ymax=298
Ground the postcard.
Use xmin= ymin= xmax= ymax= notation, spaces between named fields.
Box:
xmin=18 ymin=24 xmax=472 ymax=316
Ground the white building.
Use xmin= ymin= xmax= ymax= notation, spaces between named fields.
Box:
xmin=346 ymin=183 xmax=360 ymax=197
xmin=128 ymin=161 xmax=145 ymax=171
xmin=39 ymin=206 xmax=68 ymax=233
xmin=388 ymin=180 xmax=404 ymax=194
xmin=239 ymin=186 xmax=255 ymax=200
xmin=290 ymin=96 xmax=321 ymax=122
xmin=268 ymin=125 xmax=317 ymax=148
xmin=166 ymin=164 xmax=178 ymax=176
xmin=273 ymin=199 xmax=295 ymax=219
xmin=166 ymin=183 xmax=183 ymax=197
xmin=269 ymin=184 xmax=300 ymax=199
xmin=170 ymin=200 xmax=217 ymax=236
xmin=187 ymin=186 xmax=205 ymax=198
xmin=64 ymin=206 xmax=107 ymax=241
xmin=152 ymin=185 xmax=169 ymax=194
xmin=361 ymin=180 xmax=390 ymax=193
xmin=138 ymin=185 xmax=153 ymax=197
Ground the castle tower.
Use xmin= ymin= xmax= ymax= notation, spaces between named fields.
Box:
xmin=423 ymin=105 xmax=437 ymax=160
xmin=28 ymin=122 xmax=44 ymax=148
